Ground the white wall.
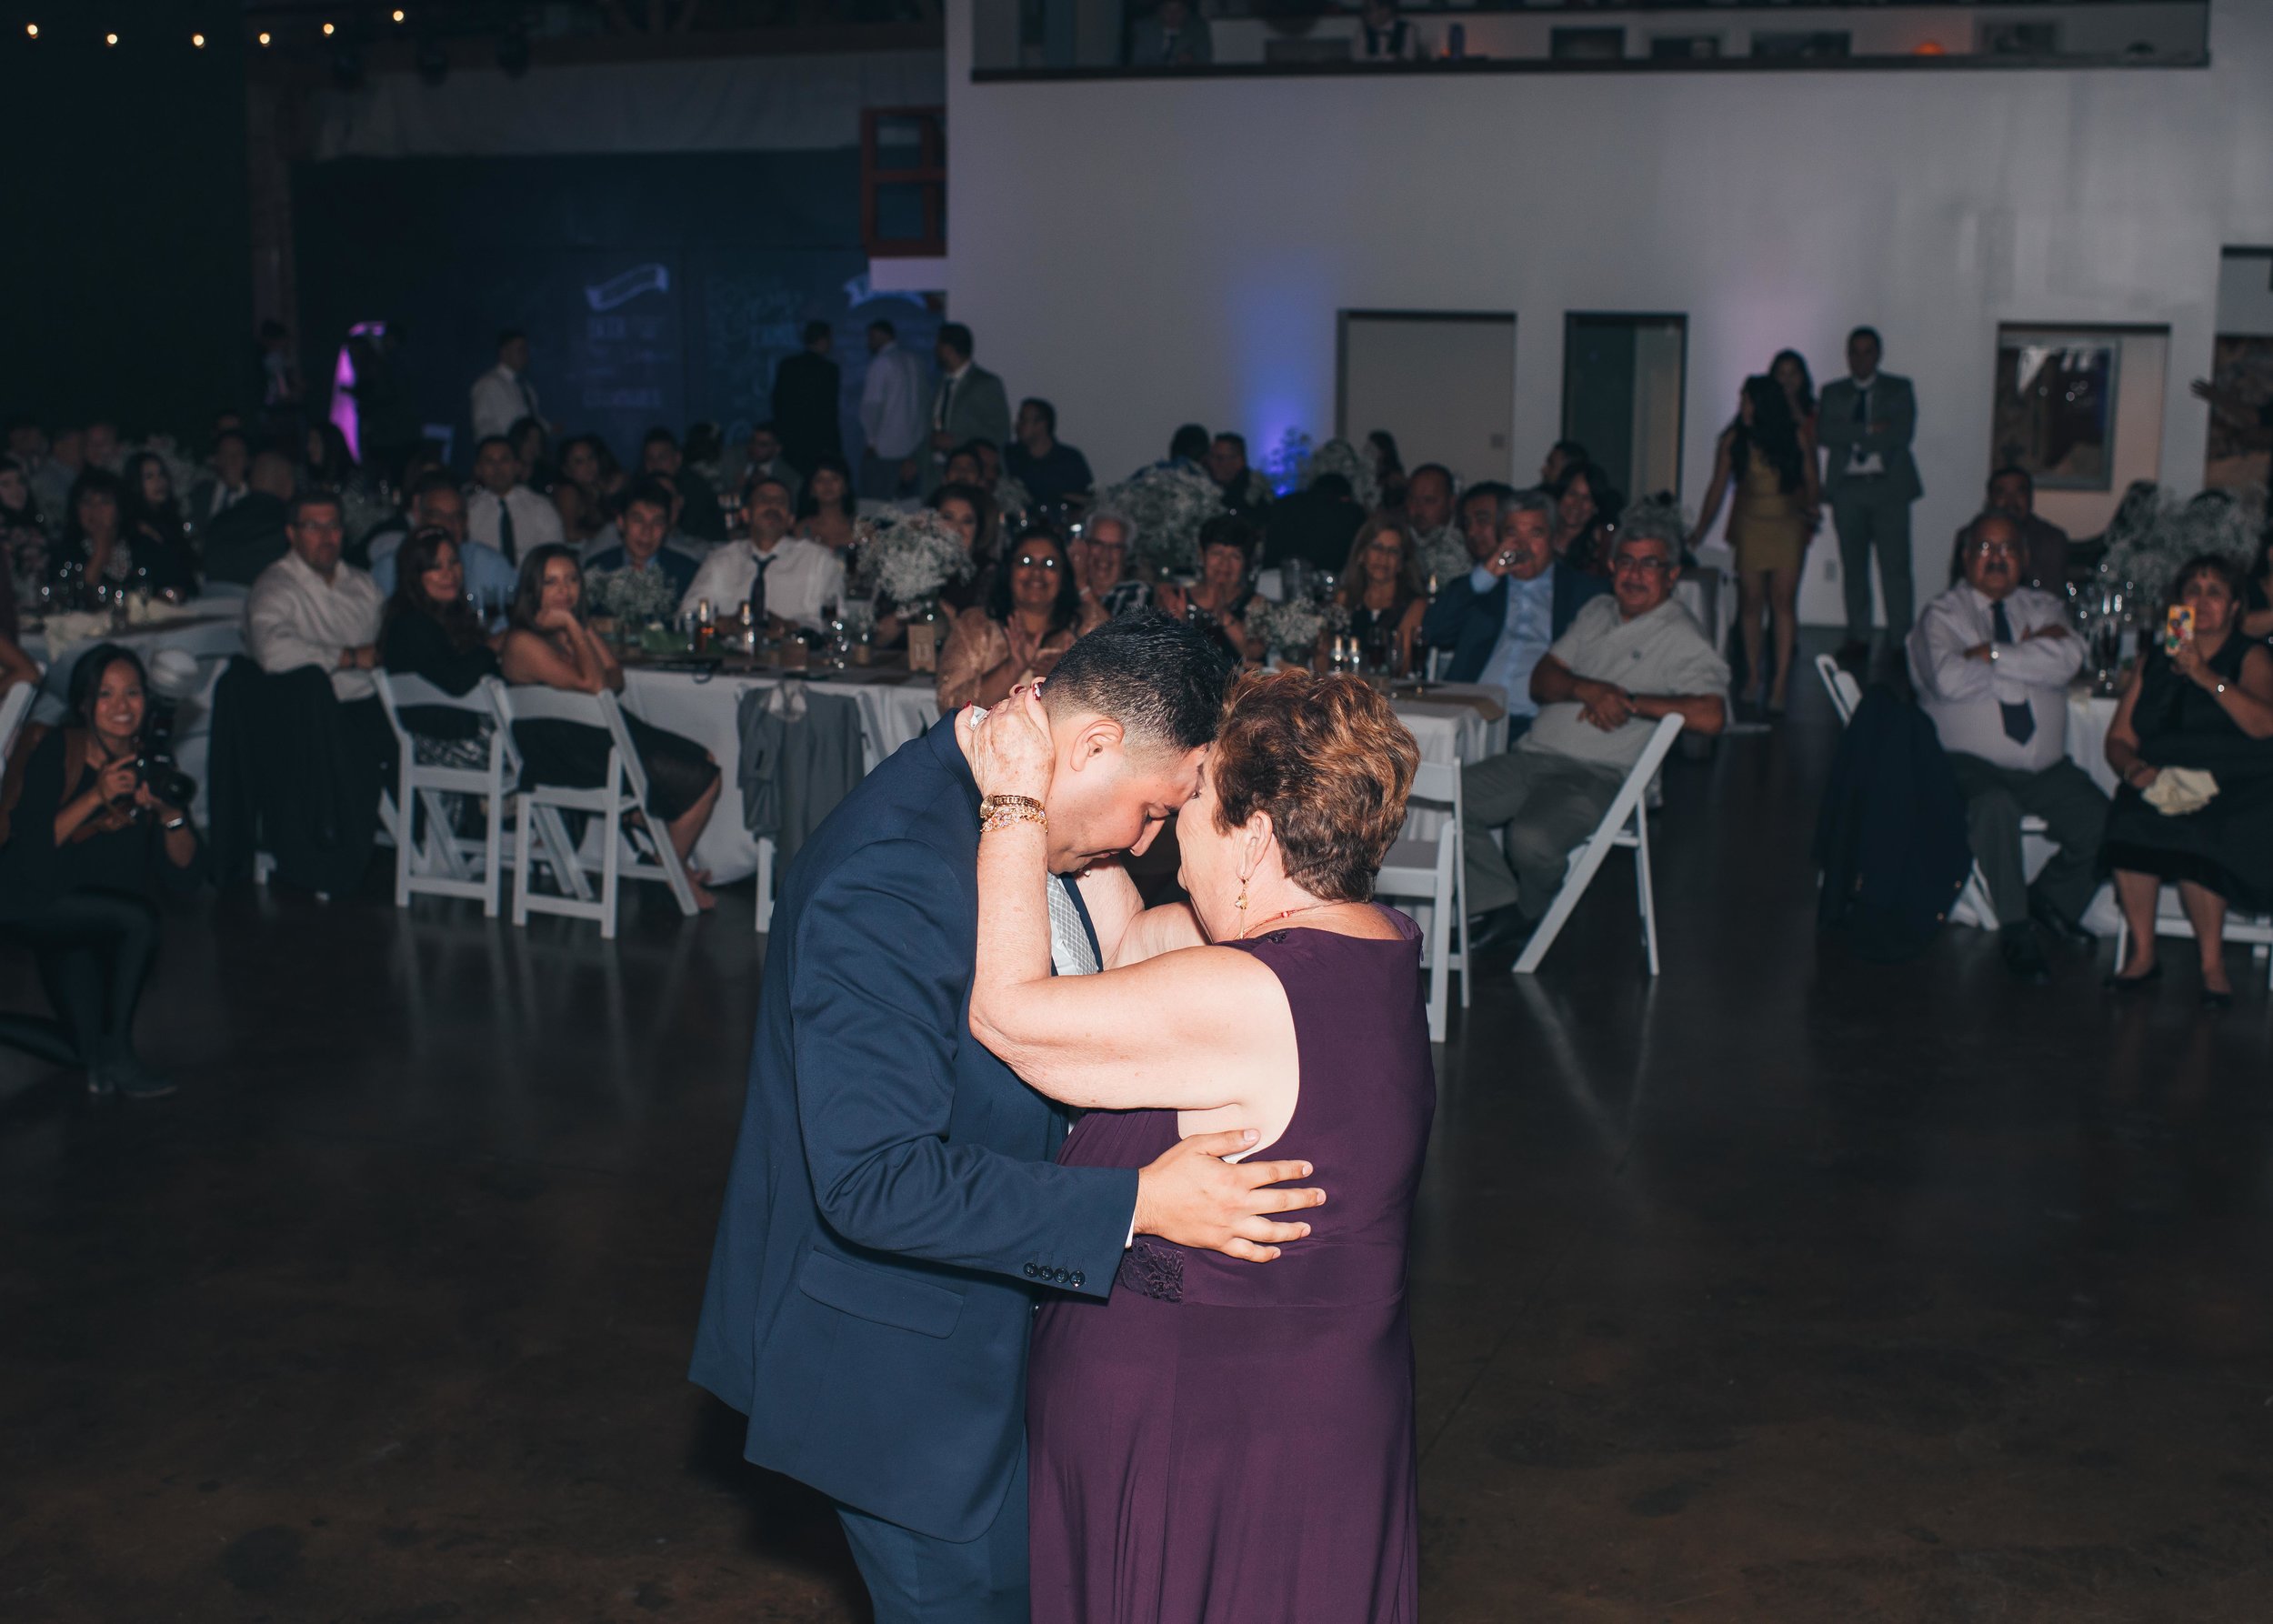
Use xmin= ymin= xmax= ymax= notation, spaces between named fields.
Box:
xmin=943 ymin=2 xmax=2273 ymax=624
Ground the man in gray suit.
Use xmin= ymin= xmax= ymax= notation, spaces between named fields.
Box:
xmin=927 ymin=323 xmax=1013 ymax=494
xmin=1817 ymin=326 xmax=1922 ymax=668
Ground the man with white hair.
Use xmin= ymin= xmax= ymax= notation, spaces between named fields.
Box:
xmin=1072 ymin=509 xmax=1150 ymax=618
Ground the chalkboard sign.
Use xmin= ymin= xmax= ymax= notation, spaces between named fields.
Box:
xmin=561 ymin=251 xmax=684 ymax=459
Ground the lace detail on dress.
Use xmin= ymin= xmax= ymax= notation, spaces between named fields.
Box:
xmin=1116 ymin=1238 xmax=1186 ymax=1302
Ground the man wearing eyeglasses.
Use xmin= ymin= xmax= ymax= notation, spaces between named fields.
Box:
xmin=1462 ymin=510 xmax=1728 ymax=954
xmin=1908 ymin=510 xmax=2106 ymax=983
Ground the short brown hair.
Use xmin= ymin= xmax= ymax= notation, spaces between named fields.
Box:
xmin=1210 ymin=668 xmax=1418 ymax=902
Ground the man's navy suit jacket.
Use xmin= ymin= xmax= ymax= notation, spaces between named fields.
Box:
xmin=1420 ymin=562 xmax=1609 ymax=685
xmin=690 ymin=717 xmax=1135 ymax=1542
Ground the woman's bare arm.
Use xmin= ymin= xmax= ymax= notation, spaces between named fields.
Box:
xmin=500 ymin=627 xmax=606 ymax=693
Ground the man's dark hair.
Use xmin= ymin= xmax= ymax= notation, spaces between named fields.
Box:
xmin=624 ymin=477 xmax=676 ymax=519
xmin=213 ymin=427 xmax=251 ymax=455
xmin=1021 ymin=396 xmax=1057 ymax=436
xmin=957 ymin=437 xmax=999 ymax=461
xmin=1043 ymin=609 xmax=1234 ymax=754
xmin=1309 ymin=472 xmax=1354 ymax=501
xmin=409 ymin=468 xmax=461 ymax=504
xmin=1464 ymin=480 xmax=1517 ymax=510
xmin=1957 ymin=509 xmax=2028 ymax=562
xmin=1548 ymin=438 xmax=1589 ymax=466
xmin=1169 ymin=423 xmax=1210 ymax=463
xmin=642 ymin=426 xmax=678 ymax=452
xmin=1987 ymin=464 xmax=2034 ymax=496
xmin=475 ymin=434 xmax=516 ymax=458
xmin=285 ymin=489 xmax=344 ymax=526
xmin=751 ymin=420 xmax=779 ymax=439
xmin=747 ymin=474 xmax=795 ymax=504
xmin=1847 ymin=325 xmax=1883 ymax=350
xmin=1213 ymin=431 xmax=1247 ymax=454
xmin=802 ymin=319 xmax=832 ymax=346
xmin=1198 ymin=513 xmax=1260 ymax=563
xmin=937 ymin=322 xmax=975 ymax=359
xmin=497 ymin=327 xmax=526 ymax=351
xmin=868 ymin=318 xmax=896 ymax=340
xmin=1407 ymin=462 xmax=1455 ymax=496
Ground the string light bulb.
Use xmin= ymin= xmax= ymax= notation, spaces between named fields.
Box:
xmin=393 ymin=9 xmax=406 ymax=21
xmin=323 ymin=20 xmax=335 ymax=35
xmin=258 ymin=29 xmax=272 ymax=45
xmin=192 ymin=32 xmax=205 ymax=46
xmin=105 ymin=30 xmax=118 ymax=45
xmin=25 ymin=23 xmax=37 ymax=38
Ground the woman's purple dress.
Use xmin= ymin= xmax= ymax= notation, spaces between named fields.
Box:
xmin=1026 ymin=915 xmax=1436 ymax=1623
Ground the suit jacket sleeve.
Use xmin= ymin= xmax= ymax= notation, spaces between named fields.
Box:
xmin=790 ymin=837 xmax=1135 ymax=1297
xmin=971 ymin=374 xmax=1014 ymax=450
xmin=1420 ymin=570 xmax=1481 ymax=649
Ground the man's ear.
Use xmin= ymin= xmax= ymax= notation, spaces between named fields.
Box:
xmin=1064 ymin=714 xmax=1125 ymax=771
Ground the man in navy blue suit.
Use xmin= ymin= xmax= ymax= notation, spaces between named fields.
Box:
xmin=691 ymin=613 xmax=1325 ymax=1621
xmin=1420 ymin=486 xmax=1610 ymax=727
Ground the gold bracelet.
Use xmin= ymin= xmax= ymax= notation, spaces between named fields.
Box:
xmin=978 ymin=794 xmax=1046 ymax=835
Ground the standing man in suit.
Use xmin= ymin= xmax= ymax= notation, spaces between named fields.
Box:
xmin=771 ymin=320 xmax=844 ymax=476
xmin=188 ymin=428 xmax=254 ymax=542
xmin=470 ymin=329 xmax=546 ymax=446
xmin=860 ymin=319 xmax=930 ymax=502
xmin=691 ymin=614 xmax=1322 ymax=1623
xmin=1420 ymin=486 xmax=1608 ymax=717
xmin=1818 ymin=326 xmax=1922 ymax=671
xmin=928 ymin=323 xmax=1013 ymax=495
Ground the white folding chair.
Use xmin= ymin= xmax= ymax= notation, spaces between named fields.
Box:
xmin=1515 ymin=713 xmax=1686 ymax=977
xmin=2115 ymin=889 xmax=2273 ymax=991
xmin=1817 ymin=651 xmax=2046 ymax=930
xmin=0 ymin=679 xmax=36 ymax=766
xmin=1373 ymin=759 xmax=1467 ymax=1044
xmin=490 ymin=682 xmax=700 ymax=938
xmin=374 ymin=669 xmax=516 ymax=916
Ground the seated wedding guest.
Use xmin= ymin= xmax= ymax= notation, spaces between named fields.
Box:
xmin=1908 ymin=512 xmax=2105 ymax=984
xmin=584 ymin=478 xmax=698 ymax=600
xmin=931 ymin=480 xmax=1002 ymax=610
xmin=680 ymin=475 xmax=844 ymax=631
xmin=468 ymin=434 xmax=566 ymax=565
xmin=499 ymin=545 xmax=722 ymax=908
xmin=1334 ymin=515 xmax=1428 ymax=674
xmin=201 ymin=449 xmax=296 ymax=586
xmin=2101 ymin=554 xmax=2273 ymax=1005
xmin=794 ymin=455 xmax=859 ymax=556
xmin=187 ymin=428 xmax=253 ymax=540
xmin=643 ymin=426 xmax=726 ymax=542
xmin=1450 ymin=480 xmax=1516 ymax=579
xmin=1462 ymin=512 xmax=1727 ymax=951
xmin=942 ymin=445 xmax=987 ymax=492
xmin=119 ymin=452 xmax=200 ymax=597
xmin=1403 ymin=461 xmax=1455 ymax=544
xmin=743 ymin=422 xmax=803 ymax=509
xmin=1539 ymin=439 xmax=1589 ymax=489
xmin=1073 ymin=506 xmax=1150 ymax=619
xmin=1262 ymin=471 xmax=1365 ymax=574
xmin=1357 ymin=0 xmax=1423 ymax=59
xmin=1157 ymin=513 xmax=1263 ymax=664
xmin=1207 ymin=431 xmax=1271 ymax=515
xmin=35 ymin=426 xmax=83 ymax=521
xmin=0 ymin=456 xmax=50 ymax=587
xmin=1161 ymin=423 xmax=1211 ymax=474
xmin=84 ymin=422 xmax=124 ymax=474
xmin=1948 ymin=466 xmax=2072 ymax=591
xmin=247 ymin=491 xmax=389 ymax=707
xmin=379 ymin=526 xmax=503 ymax=768
xmin=0 ymin=645 xmax=201 ymax=1098
xmin=1421 ymin=487 xmax=1608 ymax=720
xmin=936 ymin=527 xmax=1105 ymax=710
xmin=1006 ymin=398 xmax=1095 ymax=507
xmin=1549 ymin=460 xmax=1622 ymax=576
xmin=509 ymin=415 xmax=556 ymax=496
xmin=50 ymin=470 xmax=194 ymax=603
xmin=369 ymin=471 xmax=518 ymax=604
xmin=1127 ymin=0 xmax=1213 ymax=65
xmin=554 ymin=434 xmax=620 ymax=549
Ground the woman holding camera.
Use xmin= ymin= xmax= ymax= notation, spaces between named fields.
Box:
xmin=0 ymin=645 xmax=201 ymax=1098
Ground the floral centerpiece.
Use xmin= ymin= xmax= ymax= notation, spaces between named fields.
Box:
xmin=586 ymin=565 xmax=681 ymax=626
xmin=1095 ymin=464 xmax=1222 ymax=577
xmin=1247 ymin=596 xmax=1349 ymax=665
xmin=856 ymin=509 xmax=976 ymax=613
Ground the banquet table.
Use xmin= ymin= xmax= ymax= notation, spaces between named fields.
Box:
xmin=618 ymin=663 xmax=1510 ymax=887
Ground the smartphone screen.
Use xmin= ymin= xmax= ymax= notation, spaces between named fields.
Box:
xmin=2165 ymin=604 xmax=2195 ymax=654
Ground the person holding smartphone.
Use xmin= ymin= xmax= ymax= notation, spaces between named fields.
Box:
xmin=0 ymin=644 xmax=203 ymax=1098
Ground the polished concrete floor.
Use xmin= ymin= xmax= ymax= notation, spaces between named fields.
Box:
xmin=5 ymin=656 xmax=2272 ymax=1623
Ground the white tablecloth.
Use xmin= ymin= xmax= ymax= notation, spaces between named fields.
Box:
xmin=2066 ymin=689 xmax=2119 ymax=794
xmin=621 ymin=667 xmax=940 ymax=882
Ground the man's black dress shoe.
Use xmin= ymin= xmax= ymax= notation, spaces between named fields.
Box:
xmin=2000 ymin=925 xmax=2050 ymax=985
xmin=2028 ymin=892 xmax=2096 ymax=947
xmin=1466 ymin=905 xmax=1536 ymax=957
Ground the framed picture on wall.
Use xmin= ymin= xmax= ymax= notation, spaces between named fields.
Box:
xmin=2203 ymin=333 xmax=2273 ymax=492
xmin=1991 ymin=328 xmax=2120 ymax=490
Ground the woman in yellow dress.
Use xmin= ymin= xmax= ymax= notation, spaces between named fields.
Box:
xmin=1689 ymin=375 xmax=1819 ymax=715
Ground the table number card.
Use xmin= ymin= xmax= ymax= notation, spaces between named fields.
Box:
xmin=907 ymin=620 xmax=942 ymax=673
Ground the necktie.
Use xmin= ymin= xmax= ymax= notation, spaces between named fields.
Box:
xmin=1989 ymin=600 xmax=2035 ymax=746
xmin=1849 ymin=384 xmax=1869 ymax=470
xmin=1047 ymin=876 xmax=1099 ymax=976
xmin=747 ymin=550 xmax=774 ymax=625
xmin=497 ymin=493 xmax=517 ymax=563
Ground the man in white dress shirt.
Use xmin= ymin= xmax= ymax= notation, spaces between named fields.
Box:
xmin=1908 ymin=511 xmax=2108 ymax=983
xmin=859 ymin=318 xmax=928 ymax=501
xmin=245 ymin=492 xmax=388 ymax=705
xmin=369 ymin=474 xmax=519 ymax=603
xmin=470 ymin=329 xmax=546 ymax=444
xmin=679 ymin=474 xmax=844 ymax=632
xmin=466 ymin=435 xmax=565 ymax=565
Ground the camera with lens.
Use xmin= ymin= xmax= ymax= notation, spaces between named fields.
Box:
xmin=133 ymin=698 xmax=197 ymax=813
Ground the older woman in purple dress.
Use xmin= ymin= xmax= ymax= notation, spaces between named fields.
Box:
xmin=961 ymin=668 xmax=1433 ymax=1624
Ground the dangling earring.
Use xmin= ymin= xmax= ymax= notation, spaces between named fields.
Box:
xmin=1234 ymin=881 xmax=1249 ymax=916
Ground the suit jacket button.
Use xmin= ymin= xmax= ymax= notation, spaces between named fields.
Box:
xmin=1024 ymin=1263 xmax=1038 ymax=1278
xmin=1071 ymin=1271 xmax=1085 ymax=1288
